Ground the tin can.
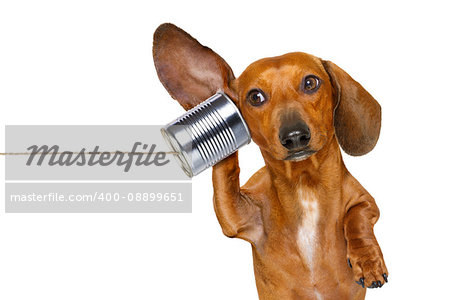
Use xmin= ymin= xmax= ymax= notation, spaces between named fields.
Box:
xmin=161 ymin=92 xmax=251 ymax=177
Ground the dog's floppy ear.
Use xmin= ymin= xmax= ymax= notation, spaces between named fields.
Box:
xmin=322 ymin=60 xmax=381 ymax=156
xmin=153 ymin=23 xmax=235 ymax=110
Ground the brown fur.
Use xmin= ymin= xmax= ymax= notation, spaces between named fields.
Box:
xmin=153 ymin=23 xmax=387 ymax=300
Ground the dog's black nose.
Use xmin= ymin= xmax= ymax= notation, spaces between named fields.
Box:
xmin=279 ymin=120 xmax=311 ymax=151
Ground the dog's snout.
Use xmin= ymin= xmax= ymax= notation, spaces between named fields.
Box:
xmin=279 ymin=125 xmax=310 ymax=150
xmin=279 ymin=113 xmax=311 ymax=151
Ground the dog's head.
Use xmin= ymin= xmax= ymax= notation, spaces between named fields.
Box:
xmin=153 ymin=23 xmax=381 ymax=160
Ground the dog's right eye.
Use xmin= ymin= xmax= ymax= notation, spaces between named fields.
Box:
xmin=247 ymin=89 xmax=267 ymax=106
xmin=302 ymin=75 xmax=321 ymax=94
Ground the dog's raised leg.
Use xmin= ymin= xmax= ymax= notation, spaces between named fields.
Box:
xmin=212 ymin=152 xmax=262 ymax=245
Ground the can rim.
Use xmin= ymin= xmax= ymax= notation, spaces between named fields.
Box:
xmin=160 ymin=127 xmax=194 ymax=178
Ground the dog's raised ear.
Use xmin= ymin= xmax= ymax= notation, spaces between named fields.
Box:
xmin=322 ymin=60 xmax=381 ymax=156
xmin=153 ymin=23 xmax=235 ymax=110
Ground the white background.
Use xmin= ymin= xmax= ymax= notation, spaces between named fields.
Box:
xmin=1 ymin=1 xmax=449 ymax=299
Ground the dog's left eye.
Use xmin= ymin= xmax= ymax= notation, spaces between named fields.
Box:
xmin=302 ymin=75 xmax=321 ymax=93
xmin=247 ymin=89 xmax=267 ymax=106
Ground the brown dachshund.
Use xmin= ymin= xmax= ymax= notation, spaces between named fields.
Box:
xmin=153 ymin=23 xmax=388 ymax=300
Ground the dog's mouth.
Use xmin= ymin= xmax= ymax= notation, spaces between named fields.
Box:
xmin=283 ymin=149 xmax=316 ymax=161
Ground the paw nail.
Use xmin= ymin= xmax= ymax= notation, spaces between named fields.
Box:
xmin=377 ymin=280 xmax=382 ymax=287
xmin=356 ymin=278 xmax=364 ymax=288
xmin=347 ymin=258 xmax=352 ymax=268
xmin=382 ymin=273 xmax=388 ymax=283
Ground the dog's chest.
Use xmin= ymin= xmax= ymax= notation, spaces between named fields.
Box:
xmin=296 ymin=188 xmax=320 ymax=270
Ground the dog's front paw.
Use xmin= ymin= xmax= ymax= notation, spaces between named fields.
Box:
xmin=347 ymin=238 xmax=388 ymax=289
